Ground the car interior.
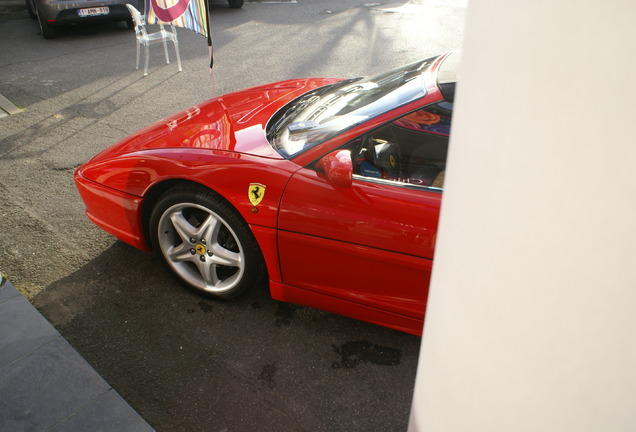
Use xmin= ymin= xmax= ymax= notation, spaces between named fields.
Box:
xmin=352 ymin=106 xmax=451 ymax=189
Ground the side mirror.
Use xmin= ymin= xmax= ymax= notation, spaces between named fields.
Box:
xmin=319 ymin=150 xmax=353 ymax=188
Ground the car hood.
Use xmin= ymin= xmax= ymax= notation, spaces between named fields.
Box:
xmin=90 ymin=78 xmax=340 ymax=162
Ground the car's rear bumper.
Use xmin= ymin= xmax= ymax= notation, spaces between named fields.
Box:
xmin=54 ymin=4 xmax=129 ymax=23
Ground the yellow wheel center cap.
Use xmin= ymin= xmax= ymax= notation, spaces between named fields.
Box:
xmin=195 ymin=244 xmax=206 ymax=255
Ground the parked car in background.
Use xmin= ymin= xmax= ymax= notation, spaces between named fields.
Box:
xmin=75 ymin=51 xmax=459 ymax=336
xmin=25 ymin=0 xmax=142 ymax=38
xmin=26 ymin=0 xmax=243 ymax=39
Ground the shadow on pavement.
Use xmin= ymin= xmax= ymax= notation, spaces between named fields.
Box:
xmin=33 ymin=240 xmax=421 ymax=431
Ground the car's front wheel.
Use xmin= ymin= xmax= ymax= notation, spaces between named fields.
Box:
xmin=228 ymin=0 xmax=244 ymax=8
xmin=149 ymin=186 xmax=265 ymax=299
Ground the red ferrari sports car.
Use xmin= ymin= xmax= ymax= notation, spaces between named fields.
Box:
xmin=75 ymin=51 xmax=458 ymax=335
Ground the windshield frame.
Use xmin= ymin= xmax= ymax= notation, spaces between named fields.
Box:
xmin=266 ymin=58 xmax=434 ymax=159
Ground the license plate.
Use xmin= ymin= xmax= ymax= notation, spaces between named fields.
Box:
xmin=78 ymin=6 xmax=109 ymax=17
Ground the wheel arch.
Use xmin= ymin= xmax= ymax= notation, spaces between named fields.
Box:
xmin=141 ymin=178 xmax=228 ymax=249
xmin=140 ymin=178 xmax=275 ymax=284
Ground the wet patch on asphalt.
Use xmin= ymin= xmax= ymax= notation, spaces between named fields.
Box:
xmin=331 ymin=340 xmax=402 ymax=369
xmin=257 ymin=363 xmax=277 ymax=388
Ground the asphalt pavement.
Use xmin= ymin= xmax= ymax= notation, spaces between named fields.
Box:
xmin=0 ymin=1 xmax=465 ymax=430
xmin=0 ymin=4 xmax=148 ymax=430
xmin=0 ymin=0 xmax=23 ymax=13
xmin=0 ymin=5 xmax=153 ymax=430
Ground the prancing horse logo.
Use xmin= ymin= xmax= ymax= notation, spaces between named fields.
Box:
xmin=248 ymin=183 xmax=266 ymax=206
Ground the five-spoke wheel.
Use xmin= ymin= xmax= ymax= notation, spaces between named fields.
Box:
xmin=150 ymin=186 xmax=264 ymax=299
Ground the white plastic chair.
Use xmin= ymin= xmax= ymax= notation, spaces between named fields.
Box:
xmin=125 ymin=4 xmax=182 ymax=76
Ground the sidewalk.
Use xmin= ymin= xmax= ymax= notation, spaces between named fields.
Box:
xmin=0 ymin=277 xmax=154 ymax=432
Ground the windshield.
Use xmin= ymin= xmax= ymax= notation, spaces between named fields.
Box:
xmin=266 ymin=58 xmax=433 ymax=158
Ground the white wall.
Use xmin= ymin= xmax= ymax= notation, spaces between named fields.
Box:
xmin=409 ymin=1 xmax=636 ymax=430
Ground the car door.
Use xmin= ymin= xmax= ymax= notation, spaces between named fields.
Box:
xmin=277 ymin=106 xmax=449 ymax=320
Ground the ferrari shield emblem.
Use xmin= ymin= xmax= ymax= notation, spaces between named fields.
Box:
xmin=248 ymin=183 xmax=266 ymax=206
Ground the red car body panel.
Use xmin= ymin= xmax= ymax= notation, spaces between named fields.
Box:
xmin=76 ymin=175 xmax=146 ymax=249
xmin=269 ymin=280 xmax=425 ymax=335
xmin=278 ymin=167 xmax=440 ymax=320
xmin=75 ymin=54 xmax=453 ymax=335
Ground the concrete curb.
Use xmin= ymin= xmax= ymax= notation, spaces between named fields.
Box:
xmin=0 ymin=277 xmax=155 ymax=432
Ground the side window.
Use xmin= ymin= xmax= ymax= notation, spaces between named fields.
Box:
xmin=351 ymin=103 xmax=451 ymax=189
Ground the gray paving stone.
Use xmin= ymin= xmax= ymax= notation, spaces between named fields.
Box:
xmin=0 ymin=337 xmax=112 ymax=432
xmin=0 ymin=279 xmax=154 ymax=431
xmin=0 ymin=277 xmax=20 ymax=303
xmin=0 ymin=292 xmax=59 ymax=368
xmin=50 ymin=389 xmax=155 ymax=432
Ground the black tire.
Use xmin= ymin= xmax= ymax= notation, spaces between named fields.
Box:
xmin=149 ymin=186 xmax=265 ymax=299
xmin=37 ymin=9 xmax=56 ymax=39
xmin=25 ymin=0 xmax=36 ymax=19
xmin=228 ymin=0 xmax=244 ymax=8
xmin=126 ymin=18 xmax=134 ymax=30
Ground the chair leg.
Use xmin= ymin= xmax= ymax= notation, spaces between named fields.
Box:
xmin=174 ymin=40 xmax=182 ymax=72
xmin=135 ymin=40 xmax=140 ymax=70
xmin=162 ymin=39 xmax=170 ymax=65
xmin=143 ymin=45 xmax=149 ymax=76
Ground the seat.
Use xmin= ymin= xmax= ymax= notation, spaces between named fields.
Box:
xmin=431 ymin=170 xmax=445 ymax=189
xmin=373 ymin=140 xmax=403 ymax=178
xmin=125 ymin=4 xmax=182 ymax=76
